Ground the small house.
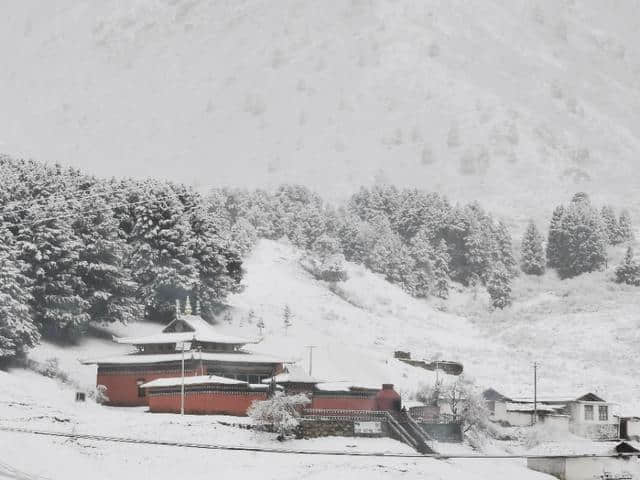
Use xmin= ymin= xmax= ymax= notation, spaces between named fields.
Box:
xmin=527 ymin=441 xmax=640 ymax=480
xmin=484 ymin=389 xmax=619 ymax=440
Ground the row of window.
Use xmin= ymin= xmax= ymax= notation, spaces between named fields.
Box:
xmin=584 ymin=404 xmax=608 ymax=421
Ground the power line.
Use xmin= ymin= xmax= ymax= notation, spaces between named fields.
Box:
xmin=1 ymin=426 xmax=638 ymax=460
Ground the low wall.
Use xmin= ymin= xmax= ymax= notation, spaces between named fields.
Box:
xmin=300 ymin=419 xmax=388 ymax=439
xmin=420 ymin=423 xmax=463 ymax=443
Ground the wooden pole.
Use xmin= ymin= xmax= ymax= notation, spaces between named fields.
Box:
xmin=533 ymin=362 xmax=538 ymax=426
xmin=181 ymin=342 xmax=185 ymax=416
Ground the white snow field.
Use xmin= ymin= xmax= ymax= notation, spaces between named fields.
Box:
xmin=1 ymin=1 xmax=640 ymax=222
xmin=1 ymin=238 xmax=638 ymax=478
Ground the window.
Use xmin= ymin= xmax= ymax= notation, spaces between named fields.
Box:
xmin=136 ymin=379 xmax=146 ymax=398
xmin=584 ymin=404 xmax=594 ymax=421
xmin=599 ymin=405 xmax=608 ymax=421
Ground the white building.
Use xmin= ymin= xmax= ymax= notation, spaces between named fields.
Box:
xmin=527 ymin=441 xmax=640 ymax=480
xmin=484 ymin=389 xmax=619 ymax=440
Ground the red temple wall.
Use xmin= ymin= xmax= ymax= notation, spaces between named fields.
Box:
xmin=147 ymin=391 xmax=268 ymax=416
xmin=311 ymin=395 xmax=379 ymax=411
xmin=97 ymin=369 xmax=198 ymax=406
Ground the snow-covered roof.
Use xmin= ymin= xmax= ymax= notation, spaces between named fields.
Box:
xmin=113 ymin=315 xmax=257 ymax=346
xmin=314 ymin=382 xmax=381 ymax=392
xmin=141 ymin=375 xmax=249 ymax=389
xmin=527 ymin=441 xmax=633 ymax=457
xmin=261 ymin=367 xmax=321 ymax=384
xmin=404 ymin=400 xmax=428 ymax=409
xmin=509 ymin=393 xmax=607 ymax=404
xmin=506 ymin=402 xmax=566 ymax=413
xmin=81 ymin=351 xmax=286 ymax=365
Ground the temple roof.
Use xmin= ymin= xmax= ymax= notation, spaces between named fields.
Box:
xmin=140 ymin=374 xmax=269 ymax=389
xmin=113 ymin=315 xmax=258 ymax=346
xmin=81 ymin=351 xmax=286 ymax=365
xmin=261 ymin=367 xmax=321 ymax=384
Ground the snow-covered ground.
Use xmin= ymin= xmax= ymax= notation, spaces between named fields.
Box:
xmin=2 ymin=237 xmax=637 ymax=477
xmin=0 ymin=370 xmax=556 ymax=480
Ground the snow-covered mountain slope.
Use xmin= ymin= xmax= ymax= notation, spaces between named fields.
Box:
xmin=1 ymin=1 xmax=639 ymax=219
xmin=23 ymin=238 xmax=640 ymax=413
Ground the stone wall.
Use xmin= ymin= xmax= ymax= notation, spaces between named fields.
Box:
xmin=300 ymin=419 xmax=388 ymax=439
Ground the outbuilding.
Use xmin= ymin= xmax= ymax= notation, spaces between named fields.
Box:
xmin=142 ymin=375 xmax=269 ymax=416
xmin=527 ymin=441 xmax=640 ymax=480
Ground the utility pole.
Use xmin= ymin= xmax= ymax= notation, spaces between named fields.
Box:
xmin=305 ymin=345 xmax=317 ymax=376
xmin=181 ymin=342 xmax=186 ymax=415
xmin=533 ymin=362 xmax=538 ymax=426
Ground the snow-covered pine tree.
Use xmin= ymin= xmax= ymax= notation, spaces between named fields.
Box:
xmin=556 ymin=200 xmax=608 ymax=278
xmin=600 ymin=205 xmax=619 ymax=245
xmin=128 ymin=182 xmax=199 ymax=322
xmin=187 ymin=193 xmax=243 ymax=321
xmin=614 ymin=247 xmax=640 ymax=286
xmin=73 ymin=189 xmax=141 ymax=324
xmin=283 ymin=304 xmax=292 ymax=335
xmin=520 ymin=221 xmax=545 ymax=275
xmin=487 ymin=264 xmax=512 ymax=309
xmin=546 ymin=205 xmax=565 ymax=269
xmin=493 ymin=220 xmax=517 ymax=276
xmin=0 ymin=227 xmax=39 ymax=359
xmin=432 ymin=239 xmax=451 ymax=299
xmin=256 ymin=316 xmax=265 ymax=336
xmin=18 ymin=206 xmax=89 ymax=340
xmin=408 ymin=229 xmax=434 ymax=298
xmin=617 ymin=210 xmax=634 ymax=244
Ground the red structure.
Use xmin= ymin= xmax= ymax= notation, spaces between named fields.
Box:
xmin=82 ymin=312 xmax=285 ymax=406
xmin=142 ymin=375 xmax=269 ymax=416
xmin=310 ymin=383 xmax=402 ymax=412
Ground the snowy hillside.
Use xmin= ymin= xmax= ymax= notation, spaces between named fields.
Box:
xmin=1 ymin=1 xmax=640 ymax=220
xmin=22 ymin=238 xmax=640 ymax=413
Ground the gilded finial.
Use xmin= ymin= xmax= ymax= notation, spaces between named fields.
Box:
xmin=185 ymin=296 xmax=192 ymax=315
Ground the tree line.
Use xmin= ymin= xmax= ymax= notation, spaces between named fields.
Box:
xmin=0 ymin=157 xmax=243 ymax=359
xmin=207 ymin=184 xmax=517 ymax=309
xmin=520 ymin=192 xmax=635 ymax=280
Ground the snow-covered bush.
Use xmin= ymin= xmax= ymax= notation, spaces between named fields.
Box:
xmin=248 ymin=392 xmax=310 ymax=440
xmin=89 ymin=384 xmax=110 ymax=404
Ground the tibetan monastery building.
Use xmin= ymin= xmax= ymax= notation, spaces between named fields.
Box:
xmin=82 ymin=314 xmax=285 ymax=406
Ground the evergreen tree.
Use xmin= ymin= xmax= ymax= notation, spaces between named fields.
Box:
xmin=73 ymin=191 xmax=141 ymax=324
xmin=187 ymin=198 xmax=243 ymax=320
xmin=487 ymin=265 xmax=512 ymax=309
xmin=407 ymin=229 xmax=434 ymax=297
xmin=494 ymin=220 xmax=517 ymax=276
xmin=614 ymin=247 xmax=640 ymax=286
xmin=617 ymin=210 xmax=634 ymax=244
xmin=555 ymin=200 xmax=608 ymax=278
xmin=256 ymin=316 xmax=265 ymax=336
xmin=18 ymin=208 xmax=89 ymax=340
xmin=283 ymin=304 xmax=293 ymax=335
xmin=432 ymin=239 xmax=451 ymax=299
xmin=128 ymin=183 xmax=199 ymax=322
xmin=520 ymin=221 xmax=545 ymax=275
xmin=546 ymin=205 xmax=565 ymax=268
xmin=0 ymin=228 xmax=39 ymax=359
xmin=600 ymin=205 xmax=619 ymax=245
